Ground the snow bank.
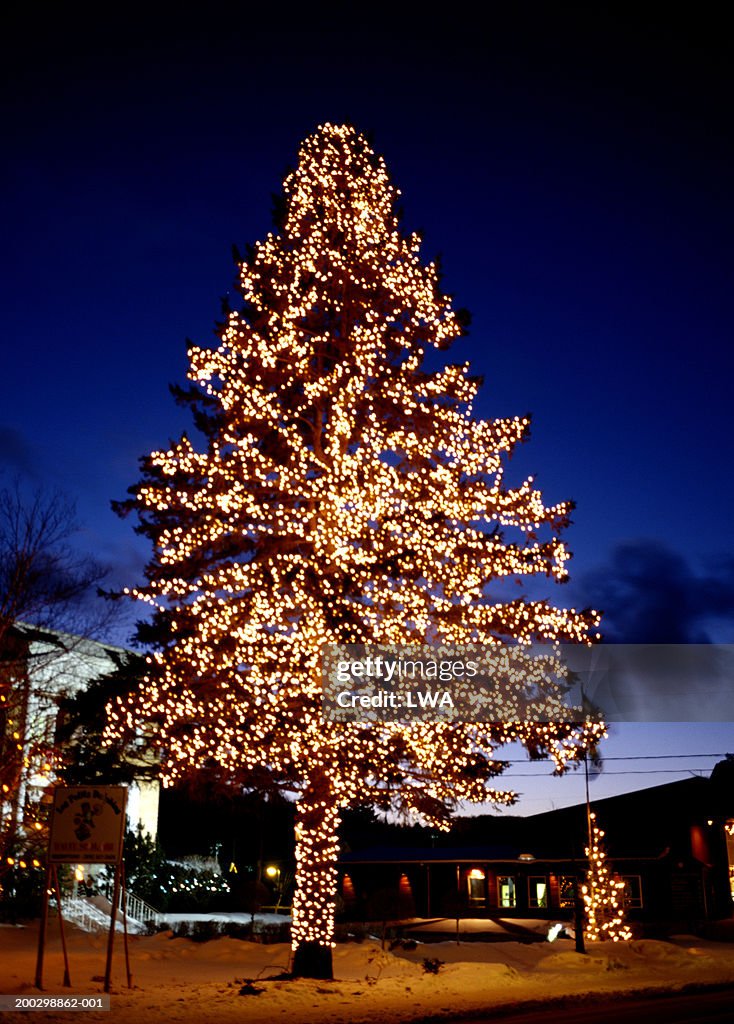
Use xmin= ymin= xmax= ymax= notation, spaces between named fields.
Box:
xmin=2 ymin=921 xmax=734 ymax=1024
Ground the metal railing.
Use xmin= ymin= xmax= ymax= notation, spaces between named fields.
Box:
xmin=60 ymin=896 xmax=118 ymax=933
xmin=118 ymin=889 xmax=162 ymax=928
xmin=59 ymin=890 xmax=162 ymax=934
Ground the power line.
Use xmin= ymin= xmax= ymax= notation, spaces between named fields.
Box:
xmin=501 ymin=752 xmax=729 ymax=764
xmin=503 ymin=767 xmax=715 ymax=777
xmin=592 ymin=753 xmax=729 ymax=761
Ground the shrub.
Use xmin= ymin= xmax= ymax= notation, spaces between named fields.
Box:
xmin=223 ymin=920 xmax=254 ymax=941
xmin=257 ymin=920 xmax=290 ymax=944
xmin=190 ymin=920 xmax=223 ymax=943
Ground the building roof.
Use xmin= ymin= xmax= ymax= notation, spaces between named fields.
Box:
xmin=340 ymin=771 xmax=734 ymax=866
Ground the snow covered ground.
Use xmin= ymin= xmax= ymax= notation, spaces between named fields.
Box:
xmin=2 ymin=919 xmax=734 ymax=1023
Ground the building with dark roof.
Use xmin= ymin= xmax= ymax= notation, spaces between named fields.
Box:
xmin=339 ymin=765 xmax=734 ymax=933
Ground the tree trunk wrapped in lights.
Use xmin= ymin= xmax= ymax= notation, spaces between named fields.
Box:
xmin=106 ymin=123 xmax=605 ymax=978
xmin=291 ymin=770 xmax=341 ymax=978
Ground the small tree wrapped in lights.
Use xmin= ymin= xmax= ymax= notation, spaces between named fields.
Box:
xmin=582 ymin=811 xmax=632 ymax=942
xmin=107 ymin=123 xmax=604 ymax=978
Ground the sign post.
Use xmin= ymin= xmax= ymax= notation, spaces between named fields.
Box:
xmin=34 ymin=863 xmax=52 ymax=990
xmin=52 ymin=866 xmax=71 ymax=986
xmin=104 ymin=860 xmax=122 ymax=993
xmin=36 ymin=786 xmax=128 ymax=991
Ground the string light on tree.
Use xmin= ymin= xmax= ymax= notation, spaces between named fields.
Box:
xmin=582 ymin=812 xmax=632 ymax=942
xmin=105 ymin=123 xmax=605 ymax=978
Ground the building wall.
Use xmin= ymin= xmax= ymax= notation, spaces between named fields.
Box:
xmin=1 ymin=626 xmax=159 ymax=844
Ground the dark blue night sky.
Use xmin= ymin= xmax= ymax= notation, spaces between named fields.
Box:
xmin=2 ymin=5 xmax=732 ymax=809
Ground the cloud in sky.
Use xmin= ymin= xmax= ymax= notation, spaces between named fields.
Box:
xmin=578 ymin=540 xmax=734 ymax=644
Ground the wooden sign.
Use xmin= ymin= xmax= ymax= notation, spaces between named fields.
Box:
xmin=48 ymin=786 xmax=127 ymax=865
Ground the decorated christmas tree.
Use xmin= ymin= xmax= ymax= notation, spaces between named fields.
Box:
xmin=582 ymin=811 xmax=632 ymax=941
xmin=107 ymin=123 xmax=604 ymax=977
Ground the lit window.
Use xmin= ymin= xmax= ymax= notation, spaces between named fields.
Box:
xmin=559 ymin=875 xmax=577 ymax=908
xmin=528 ymin=876 xmax=548 ymax=908
xmin=468 ymin=868 xmax=485 ymax=903
xmin=497 ymin=876 xmax=516 ymax=908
